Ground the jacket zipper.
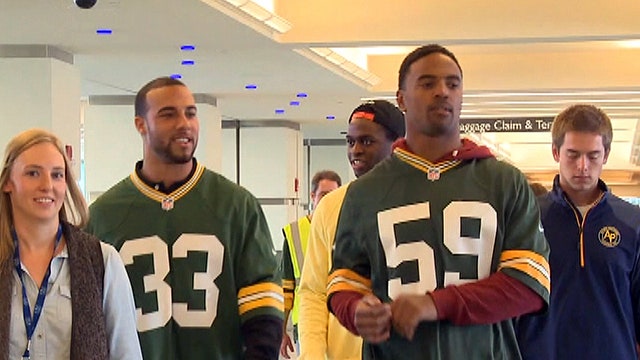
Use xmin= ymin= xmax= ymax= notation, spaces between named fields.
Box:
xmin=565 ymin=192 xmax=605 ymax=268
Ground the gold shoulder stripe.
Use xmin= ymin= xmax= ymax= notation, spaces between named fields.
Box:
xmin=238 ymin=282 xmax=284 ymax=315
xmin=328 ymin=283 xmax=371 ymax=297
xmin=501 ymin=250 xmax=549 ymax=269
xmin=328 ymin=269 xmax=371 ymax=286
xmin=394 ymin=148 xmax=461 ymax=175
xmin=327 ymin=269 xmax=372 ymax=296
xmin=499 ymin=250 xmax=550 ymax=292
xmin=283 ymin=279 xmax=294 ymax=308
xmin=282 ymin=279 xmax=295 ymax=291
xmin=284 ymin=295 xmax=293 ymax=310
xmin=129 ymin=162 xmax=205 ymax=204
xmin=238 ymin=282 xmax=283 ymax=298
xmin=239 ymin=297 xmax=284 ymax=316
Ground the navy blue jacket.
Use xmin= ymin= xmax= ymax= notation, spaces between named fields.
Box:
xmin=516 ymin=175 xmax=640 ymax=359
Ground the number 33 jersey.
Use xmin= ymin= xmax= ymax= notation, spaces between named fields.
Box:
xmin=86 ymin=163 xmax=283 ymax=360
xmin=328 ymin=151 xmax=550 ymax=359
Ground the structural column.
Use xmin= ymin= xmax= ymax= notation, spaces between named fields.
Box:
xmin=0 ymin=45 xmax=82 ymax=177
xmin=221 ymin=120 xmax=303 ymax=251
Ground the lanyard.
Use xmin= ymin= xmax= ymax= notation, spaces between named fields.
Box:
xmin=12 ymin=225 xmax=63 ymax=360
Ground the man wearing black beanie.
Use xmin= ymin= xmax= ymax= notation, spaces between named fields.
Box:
xmin=296 ymin=100 xmax=405 ymax=360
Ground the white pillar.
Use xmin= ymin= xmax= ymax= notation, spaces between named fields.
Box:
xmin=221 ymin=121 xmax=303 ymax=251
xmin=0 ymin=45 xmax=81 ymax=177
xmin=194 ymin=94 xmax=222 ymax=172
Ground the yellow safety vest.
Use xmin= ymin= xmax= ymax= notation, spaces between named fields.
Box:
xmin=283 ymin=216 xmax=311 ymax=324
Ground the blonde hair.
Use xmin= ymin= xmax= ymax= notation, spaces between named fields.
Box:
xmin=0 ymin=128 xmax=88 ymax=263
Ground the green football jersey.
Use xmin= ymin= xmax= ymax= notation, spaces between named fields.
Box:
xmin=87 ymin=163 xmax=283 ymax=360
xmin=328 ymin=150 xmax=550 ymax=360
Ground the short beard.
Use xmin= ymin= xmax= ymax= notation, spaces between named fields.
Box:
xmin=166 ymin=152 xmax=193 ymax=164
xmin=152 ymin=142 xmax=195 ymax=164
xmin=422 ymin=125 xmax=448 ymax=137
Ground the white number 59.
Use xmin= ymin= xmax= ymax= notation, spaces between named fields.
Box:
xmin=378 ymin=201 xmax=496 ymax=299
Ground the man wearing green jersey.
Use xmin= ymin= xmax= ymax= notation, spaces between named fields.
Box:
xmin=87 ymin=77 xmax=283 ymax=359
xmin=327 ymin=45 xmax=551 ymax=359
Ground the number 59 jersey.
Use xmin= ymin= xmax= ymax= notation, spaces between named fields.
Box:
xmin=328 ymin=153 xmax=550 ymax=360
xmin=87 ymin=163 xmax=283 ymax=360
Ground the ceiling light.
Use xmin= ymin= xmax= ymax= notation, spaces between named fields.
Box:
xmin=264 ymin=16 xmax=292 ymax=34
xmin=464 ymin=90 xmax=640 ymax=98
xmin=464 ymin=98 xmax=640 ymax=106
xmin=225 ymin=0 xmax=248 ymax=6
xmin=238 ymin=1 xmax=270 ymax=21
xmin=245 ymin=84 xmax=258 ymax=89
xmin=326 ymin=115 xmax=336 ymax=120
xmin=296 ymin=48 xmax=381 ymax=88
xmin=181 ymin=60 xmax=195 ymax=66
xmin=296 ymin=93 xmax=308 ymax=98
xmin=289 ymin=101 xmax=300 ymax=106
xmin=460 ymin=113 xmax=559 ymax=118
xmin=180 ymin=45 xmax=196 ymax=51
xmin=199 ymin=0 xmax=292 ymax=35
xmin=170 ymin=74 xmax=182 ymax=79
xmin=340 ymin=62 xmax=359 ymax=73
xmin=617 ymin=40 xmax=640 ymax=48
xmin=353 ymin=69 xmax=371 ymax=80
xmin=326 ymin=52 xmax=346 ymax=65
xmin=96 ymin=29 xmax=112 ymax=35
xmin=275 ymin=109 xmax=285 ymax=114
xmin=360 ymin=96 xmax=395 ymax=102
xmin=310 ymin=48 xmax=332 ymax=57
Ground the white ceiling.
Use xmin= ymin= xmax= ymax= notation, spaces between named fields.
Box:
xmin=0 ymin=0 xmax=366 ymax=121
xmin=2 ymin=0 xmax=640 ymax=185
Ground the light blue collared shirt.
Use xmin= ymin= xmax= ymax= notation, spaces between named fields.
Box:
xmin=9 ymin=242 xmax=142 ymax=360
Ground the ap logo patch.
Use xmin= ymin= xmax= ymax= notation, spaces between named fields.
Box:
xmin=598 ymin=226 xmax=621 ymax=248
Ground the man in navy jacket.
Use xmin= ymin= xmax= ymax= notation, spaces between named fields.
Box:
xmin=517 ymin=104 xmax=640 ymax=360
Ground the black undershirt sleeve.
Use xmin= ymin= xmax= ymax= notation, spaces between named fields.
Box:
xmin=241 ymin=314 xmax=283 ymax=360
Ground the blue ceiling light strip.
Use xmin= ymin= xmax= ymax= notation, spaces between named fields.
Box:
xmin=96 ymin=29 xmax=113 ymax=35
xmin=180 ymin=45 xmax=196 ymax=51
xmin=181 ymin=60 xmax=195 ymax=66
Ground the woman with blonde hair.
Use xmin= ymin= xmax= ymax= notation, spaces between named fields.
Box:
xmin=0 ymin=128 xmax=141 ymax=360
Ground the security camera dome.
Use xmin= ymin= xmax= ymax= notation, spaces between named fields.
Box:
xmin=74 ymin=0 xmax=97 ymax=9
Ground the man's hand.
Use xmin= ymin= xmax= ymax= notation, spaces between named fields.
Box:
xmin=354 ymin=294 xmax=392 ymax=344
xmin=279 ymin=332 xmax=295 ymax=359
xmin=390 ymin=294 xmax=438 ymax=340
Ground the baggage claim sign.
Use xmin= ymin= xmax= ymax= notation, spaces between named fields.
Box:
xmin=460 ymin=117 xmax=554 ymax=133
